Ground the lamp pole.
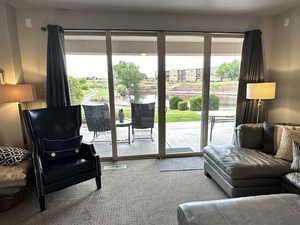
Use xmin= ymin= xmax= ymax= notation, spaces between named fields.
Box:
xmin=256 ymin=99 xmax=263 ymax=123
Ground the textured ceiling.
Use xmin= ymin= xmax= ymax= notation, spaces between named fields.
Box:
xmin=7 ymin=0 xmax=300 ymax=15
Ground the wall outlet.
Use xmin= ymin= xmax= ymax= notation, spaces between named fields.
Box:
xmin=25 ymin=18 xmax=32 ymax=28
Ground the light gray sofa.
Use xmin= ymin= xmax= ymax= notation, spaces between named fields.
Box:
xmin=177 ymin=194 xmax=300 ymax=225
xmin=203 ymin=123 xmax=300 ymax=197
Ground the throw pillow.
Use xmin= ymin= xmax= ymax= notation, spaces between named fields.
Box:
xmin=262 ymin=121 xmax=275 ymax=154
xmin=236 ymin=124 xmax=264 ymax=149
xmin=291 ymin=141 xmax=300 ymax=171
xmin=41 ymin=135 xmax=83 ymax=162
xmin=0 ymin=146 xmax=30 ymax=166
xmin=274 ymin=125 xmax=300 ymax=152
xmin=275 ymin=128 xmax=300 ymax=161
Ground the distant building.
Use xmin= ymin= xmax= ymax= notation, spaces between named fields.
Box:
xmin=164 ymin=67 xmax=220 ymax=82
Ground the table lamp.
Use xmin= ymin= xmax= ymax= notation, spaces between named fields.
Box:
xmin=246 ymin=82 xmax=276 ymax=123
xmin=0 ymin=80 xmax=36 ymax=146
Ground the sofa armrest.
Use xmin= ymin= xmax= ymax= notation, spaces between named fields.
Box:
xmin=235 ymin=123 xmax=264 ymax=149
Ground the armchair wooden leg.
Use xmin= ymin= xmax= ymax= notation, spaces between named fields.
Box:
xmin=95 ymin=176 xmax=102 ymax=190
xmin=39 ymin=195 xmax=46 ymax=212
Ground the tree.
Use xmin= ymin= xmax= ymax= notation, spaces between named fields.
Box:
xmin=215 ymin=60 xmax=241 ymax=81
xmin=113 ymin=61 xmax=144 ymax=102
xmin=117 ymin=84 xmax=128 ymax=97
xmin=68 ymin=76 xmax=84 ymax=105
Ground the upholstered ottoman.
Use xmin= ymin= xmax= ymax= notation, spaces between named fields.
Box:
xmin=177 ymin=194 xmax=300 ymax=225
xmin=203 ymin=144 xmax=290 ymax=197
xmin=0 ymin=160 xmax=31 ymax=212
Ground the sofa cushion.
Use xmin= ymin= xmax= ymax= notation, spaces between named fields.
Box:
xmin=274 ymin=124 xmax=300 ymax=152
xmin=283 ymin=172 xmax=300 ymax=190
xmin=291 ymin=142 xmax=300 ymax=171
xmin=41 ymin=135 xmax=83 ymax=162
xmin=43 ymin=158 xmax=95 ymax=185
xmin=262 ymin=122 xmax=275 ymax=155
xmin=0 ymin=146 xmax=30 ymax=166
xmin=275 ymin=128 xmax=300 ymax=161
xmin=236 ymin=124 xmax=263 ymax=149
xmin=204 ymin=145 xmax=290 ymax=179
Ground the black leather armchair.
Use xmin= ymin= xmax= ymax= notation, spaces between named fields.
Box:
xmin=23 ymin=106 xmax=101 ymax=211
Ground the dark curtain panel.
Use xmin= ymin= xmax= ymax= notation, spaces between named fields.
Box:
xmin=46 ymin=25 xmax=71 ymax=108
xmin=235 ymin=30 xmax=264 ymax=126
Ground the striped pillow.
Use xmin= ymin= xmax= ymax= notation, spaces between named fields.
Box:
xmin=291 ymin=142 xmax=300 ymax=171
xmin=275 ymin=128 xmax=300 ymax=161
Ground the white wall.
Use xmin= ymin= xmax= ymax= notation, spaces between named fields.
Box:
xmin=0 ymin=3 xmax=24 ymax=146
xmin=266 ymin=7 xmax=300 ymax=123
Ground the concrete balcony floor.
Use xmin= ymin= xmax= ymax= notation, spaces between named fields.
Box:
xmin=81 ymin=121 xmax=235 ymax=158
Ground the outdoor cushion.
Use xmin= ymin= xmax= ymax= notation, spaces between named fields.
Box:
xmin=204 ymin=145 xmax=290 ymax=179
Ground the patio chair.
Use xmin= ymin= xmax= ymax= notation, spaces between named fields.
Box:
xmin=83 ymin=104 xmax=111 ymax=139
xmin=131 ymin=102 xmax=155 ymax=142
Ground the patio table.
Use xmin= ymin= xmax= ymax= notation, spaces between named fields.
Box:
xmin=116 ymin=120 xmax=132 ymax=144
xmin=209 ymin=110 xmax=235 ymax=141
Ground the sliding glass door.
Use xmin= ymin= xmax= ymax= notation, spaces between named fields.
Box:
xmin=208 ymin=36 xmax=243 ymax=145
xmin=165 ymin=34 xmax=205 ymax=155
xmin=65 ymin=34 xmax=114 ymax=158
xmin=111 ymin=34 xmax=159 ymax=157
xmin=64 ymin=31 xmax=243 ymax=160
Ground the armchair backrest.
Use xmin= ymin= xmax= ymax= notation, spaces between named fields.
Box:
xmin=24 ymin=106 xmax=82 ymax=150
xmin=83 ymin=104 xmax=111 ymax=132
xmin=131 ymin=102 xmax=155 ymax=129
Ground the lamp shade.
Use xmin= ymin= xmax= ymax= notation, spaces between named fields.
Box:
xmin=0 ymin=84 xmax=36 ymax=104
xmin=246 ymin=82 xmax=276 ymax=100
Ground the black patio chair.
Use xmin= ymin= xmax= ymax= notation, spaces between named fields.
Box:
xmin=83 ymin=104 xmax=111 ymax=139
xmin=131 ymin=102 xmax=155 ymax=142
xmin=23 ymin=105 xmax=101 ymax=211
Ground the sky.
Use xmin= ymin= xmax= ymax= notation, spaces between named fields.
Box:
xmin=66 ymin=55 xmax=241 ymax=78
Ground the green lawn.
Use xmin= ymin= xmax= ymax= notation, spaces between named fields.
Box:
xmin=90 ymin=88 xmax=109 ymax=100
xmin=210 ymin=81 xmax=238 ymax=88
xmin=169 ymin=81 xmax=238 ymax=89
xmin=123 ymin=109 xmax=200 ymax=123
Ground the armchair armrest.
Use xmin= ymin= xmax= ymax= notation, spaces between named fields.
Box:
xmin=235 ymin=123 xmax=264 ymax=149
xmin=80 ymin=142 xmax=99 ymax=159
xmin=80 ymin=142 xmax=101 ymax=177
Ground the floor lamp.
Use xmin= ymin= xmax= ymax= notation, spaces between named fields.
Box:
xmin=0 ymin=82 xmax=36 ymax=147
xmin=246 ymin=82 xmax=276 ymax=123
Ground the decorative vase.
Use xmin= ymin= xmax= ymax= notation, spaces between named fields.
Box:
xmin=118 ymin=109 xmax=124 ymax=122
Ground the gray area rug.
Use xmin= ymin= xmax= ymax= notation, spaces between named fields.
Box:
xmin=166 ymin=147 xmax=193 ymax=154
xmin=0 ymin=159 xmax=225 ymax=225
xmin=159 ymin=157 xmax=204 ymax=172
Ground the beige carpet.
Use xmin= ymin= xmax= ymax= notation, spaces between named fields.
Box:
xmin=0 ymin=159 xmax=226 ymax=225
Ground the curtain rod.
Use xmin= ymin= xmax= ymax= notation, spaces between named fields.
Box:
xmin=40 ymin=27 xmax=245 ymax=35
